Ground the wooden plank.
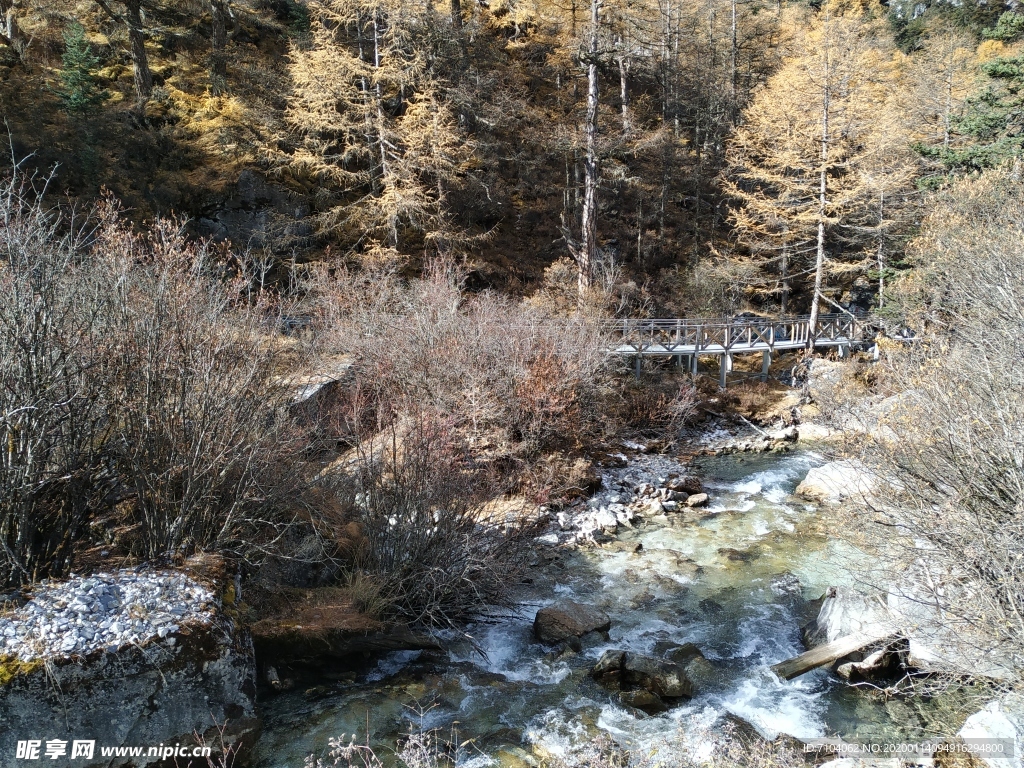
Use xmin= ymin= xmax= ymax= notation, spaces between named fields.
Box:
xmin=771 ymin=633 xmax=894 ymax=681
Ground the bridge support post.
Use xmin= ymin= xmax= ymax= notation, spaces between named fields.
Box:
xmin=691 ymin=354 xmax=698 ymax=376
xmin=719 ymin=354 xmax=731 ymax=388
xmin=838 ymin=343 xmax=849 ymax=359
xmin=634 ymin=354 xmax=641 ymax=378
xmin=761 ymin=350 xmax=772 ymax=382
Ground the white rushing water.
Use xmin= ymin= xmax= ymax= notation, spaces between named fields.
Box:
xmin=252 ymin=449 xmax=960 ymax=768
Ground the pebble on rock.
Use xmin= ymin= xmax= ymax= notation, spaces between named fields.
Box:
xmin=0 ymin=570 xmax=215 ymax=663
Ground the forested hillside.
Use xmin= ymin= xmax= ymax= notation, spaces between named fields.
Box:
xmin=1 ymin=0 xmax=1022 ymax=311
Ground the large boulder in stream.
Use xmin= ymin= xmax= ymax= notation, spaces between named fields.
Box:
xmin=592 ymin=649 xmax=694 ymax=713
xmin=534 ymin=601 xmax=611 ymax=644
xmin=956 ymin=693 xmax=1024 ymax=768
xmin=802 ymin=587 xmax=893 ymax=649
xmin=623 ymin=654 xmax=693 ymax=698
xmin=796 ymin=460 xmax=875 ymax=504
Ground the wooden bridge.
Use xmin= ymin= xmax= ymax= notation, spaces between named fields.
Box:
xmin=608 ymin=314 xmax=864 ymax=387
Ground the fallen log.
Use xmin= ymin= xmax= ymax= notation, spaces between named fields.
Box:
xmin=771 ymin=633 xmax=894 ymax=681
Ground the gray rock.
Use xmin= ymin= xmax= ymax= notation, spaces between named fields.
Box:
xmin=592 ymin=649 xmax=626 ymax=687
xmin=534 ymin=602 xmax=611 ymax=644
xmin=957 ymin=693 xmax=1024 ymax=768
xmin=795 ymin=460 xmax=875 ymax=504
xmin=592 ymin=649 xmax=694 ymax=700
xmin=618 ymin=689 xmax=669 ymax=715
xmin=666 ymin=642 xmax=705 ymax=666
xmin=623 ymin=654 xmax=693 ymax=698
xmin=802 ymin=587 xmax=891 ymax=649
xmin=0 ymin=621 xmax=257 ymax=768
xmin=685 ymin=493 xmax=709 ymax=507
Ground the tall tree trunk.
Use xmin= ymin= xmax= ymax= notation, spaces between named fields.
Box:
xmin=371 ymin=13 xmax=394 ymax=243
xmin=125 ymin=0 xmax=153 ymax=100
xmin=577 ymin=0 xmax=600 ymax=299
xmin=780 ymin=240 xmax=790 ymax=314
xmin=809 ymin=78 xmax=830 ymax=349
xmin=450 ymin=0 xmax=467 ymax=58
xmin=0 ymin=0 xmax=25 ymax=60
xmin=210 ymin=0 xmax=228 ymax=96
xmin=944 ymin=59 xmax=954 ymax=151
xmin=730 ymin=0 xmax=737 ymax=121
xmin=877 ymin=191 xmax=885 ymax=308
xmin=618 ymin=52 xmax=631 ymax=136
xmin=357 ymin=19 xmax=379 ymax=195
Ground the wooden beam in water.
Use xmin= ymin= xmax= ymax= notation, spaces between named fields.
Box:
xmin=771 ymin=633 xmax=894 ymax=681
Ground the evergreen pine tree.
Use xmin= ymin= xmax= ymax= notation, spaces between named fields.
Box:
xmin=59 ymin=23 xmax=103 ymax=113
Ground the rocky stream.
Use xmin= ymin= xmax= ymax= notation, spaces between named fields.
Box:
xmin=249 ymin=445 xmax=978 ymax=768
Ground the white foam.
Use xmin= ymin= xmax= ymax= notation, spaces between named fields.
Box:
xmin=365 ymin=650 xmax=422 ymax=682
xmin=465 ymin=622 xmax=573 ymax=685
xmin=720 ymin=675 xmax=826 ymax=740
xmin=709 ymin=499 xmax=756 ymax=514
xmin=523 ymin=710 xmax=595 ymax=759
xmin=733 ymin=480 xmax=763 ymax=495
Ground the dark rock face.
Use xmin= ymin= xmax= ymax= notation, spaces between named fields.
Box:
xmin=666 ymin=476 xmax=704 ymax=495
xmin=618 ymin=689 xmax=669 ymax=715
xmin=592 ymin=649 xmax=626 ymax=687
xmin=533 ymin=602 xmax=611 ymax=644
xmin=665 ymin=642 xmax=705 ymax=666
xmin=592 ymin=649 xmax=694 ymax=708
xmin=194 ymin=170 xmax=311 ymax=252
xmin=0 ymin=622 xmax=257 ymax=768
xmin=621 ymin=654 xmax=693 ymax=699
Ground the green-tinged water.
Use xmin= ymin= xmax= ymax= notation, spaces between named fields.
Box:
xmin=250 ymin=450 xmax=971 ymax=768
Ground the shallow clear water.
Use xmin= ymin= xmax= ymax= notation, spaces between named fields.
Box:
xmin=251 ymin=450 xmax=968 ymax=767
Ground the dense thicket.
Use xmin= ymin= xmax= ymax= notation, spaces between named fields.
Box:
xmin=0 ymin=175 xmax=305 ymax=587
xmin=0 ymin=170 xmax=624 ymax=630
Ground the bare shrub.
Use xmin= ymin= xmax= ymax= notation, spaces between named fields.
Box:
xmin=302 ymin=721 xmax=810 ymax=768
xmin=305 ymin=259 xmax=611 ymax=456
xmin=93 ymin=208 xmax=311 ymax=562
xmin=851 ymin=168 xmax=1024 ymax=683
xmin=0 ymin=168 xmax=111 ymax=587
xmin=319 ymin=412 xmax=530 ymax=629
xmin=528 ymin=255 xmax=650 ymax=318
xmin=727 ymin=381 xmax=779 ymax=420
xmin=304 ymin=724 xmax=483 ymax=768
xmin=612 ymin=378 xmax=699 ymax=438
xmin=0 ymin=165 xmax=317 ymax=586
xmin=519 ymin=453 xmax=601 ymax=507
xmin=661 ymin=256 xmax=762 ymax=317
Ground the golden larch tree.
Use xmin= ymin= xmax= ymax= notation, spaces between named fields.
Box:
xmin=722 ymin=1 xmax=917 ymax=322
xmin=286 ymin=0 xmax=468 ymax=252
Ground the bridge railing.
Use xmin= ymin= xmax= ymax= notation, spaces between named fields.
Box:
xmin=608 ymin=313 xmax=862 ymax=351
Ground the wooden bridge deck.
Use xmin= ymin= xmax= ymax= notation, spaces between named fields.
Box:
xmin=608 ymin=313 xmax=864 ymax=385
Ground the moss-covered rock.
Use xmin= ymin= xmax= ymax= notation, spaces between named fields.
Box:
xmin=0 ymin=656 xmax=43 ymax=687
